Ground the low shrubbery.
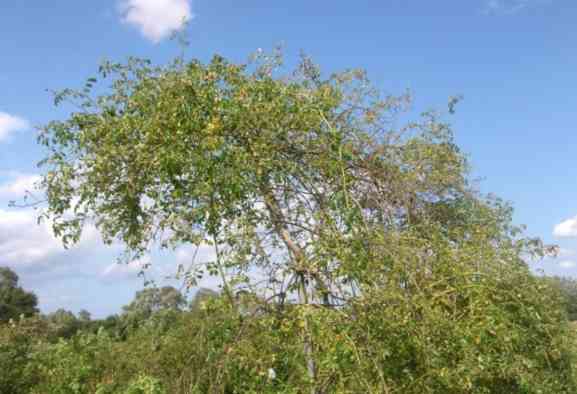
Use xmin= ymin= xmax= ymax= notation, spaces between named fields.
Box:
xmin=1 ymin=279 xmax=576 ymax=393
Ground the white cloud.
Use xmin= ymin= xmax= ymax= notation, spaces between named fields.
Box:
xmin=553 ymin=216 xmax=577 ymax=238
xmin=0 ymin=209 xmax=63 ymax=265
xmin=175 ymin=244 xmax=228 ymax=289
xmin=559 ymin=260 xmax=576 ymax=269
xmin=558 ymin=248 xmax=576 ymax=258
xmin=0 ymin=112 xmax=29 ymax=141
xmin=483 ymin=0 xmax=550 ymax=15
xmin=119 ymin=0 xmax=193 ymax=43
xmin=0 ymin=209 xmax=100 ymax=266
xmin=0 ymin=173 xmax=41 ymax=199
xmin=101 ymin=257 xmax=150 ymax=280
xmin=101 ymin=253 xmax=184 ymax=282
xmin=176 ymin=243 xmax=216 ymax=266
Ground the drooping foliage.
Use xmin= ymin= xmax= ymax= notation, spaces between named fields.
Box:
xmin=30 ymin=50 xmax=576 ymax=392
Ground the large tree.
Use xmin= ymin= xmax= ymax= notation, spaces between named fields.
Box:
xmin=122 ymin=286 xmax=186 ymax=317
xmin=0 ymin=267 xmax=38 ymax=323
xmin=37 ymin=52 xmax=575 ymax=392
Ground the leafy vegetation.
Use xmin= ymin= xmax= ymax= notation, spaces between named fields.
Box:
xmin=541 ymin=276 xmax=577 ymax=321
xmin=1 ymin=51 xmax=577 ymax=393
xmin=0 ymin=267 xmax=38 ymax=323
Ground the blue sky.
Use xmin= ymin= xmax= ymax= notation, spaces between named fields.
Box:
xmin=1 ymin=0 xmax=576 ymax=317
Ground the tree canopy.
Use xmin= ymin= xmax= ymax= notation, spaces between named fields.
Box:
xmin=122 ymin=286 xmax=186 ymax=317
xmin=0 ymin=267 xmax=38 ymax=323
xmin=36 ymin=51 xmax=575 ymax=393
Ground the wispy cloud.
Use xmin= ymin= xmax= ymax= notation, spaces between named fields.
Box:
xmin=118 ymin=0 xmax=193 ymax=43
xmin=0 ymin=173 xmax=41 ymax=199
xmin=554 ymin=216 xmax=577 ymax=238
xmin=558 ymin=248 xmax=576 ymax=258
xmin=559 ymin=260 xmax=576 ymax=269
xmin=0 ymin=112 xmax=29 ymax=142
xmin=483 ymin=0 xmax=551 ymax=15
xmin=101 ymin=257 xmax=150 ymax=280
xmin=100 ymin=254 xmax=185 ymax=285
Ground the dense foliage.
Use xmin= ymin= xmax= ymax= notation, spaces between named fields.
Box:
xmin=542 ymin=276 xmax=577 ymax=321
xmin=1 ymin=51 xmax=576 ymax=393
xmin=0 ymin=267 xmax=38 ymax=323
xmin=0 ymin=284 xmax=575 ymax=393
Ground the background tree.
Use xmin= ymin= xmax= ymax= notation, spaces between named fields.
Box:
xmin=122 ymin=286 xmax=186 ymax=317
xmin=542 ymin=276 xmax=577 ymax=321
xmin=45 ymin=308 xmax=80 ymax=339
xmin=0 ymin=266 xmax=38 ymax=323
xmin=189 ymin=287 xmax=218 ymax=313
xmin=78 ymin=309 xmax=91 ymax=322
xmin=120 ymin=286 xmax=186 ymax=334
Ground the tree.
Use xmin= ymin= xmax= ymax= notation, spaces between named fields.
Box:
xmin=189 ymin=287 xmax=218 ymax=313
xmin=78 ymin=309 xmax=91 ymax=323
xmin=120 ymin=286 xmax=186 ymax=333
xmin=45 ymin=308 xmax=80 ymax=339
xmin=38 ymin=51 xmax=575 ymax=392
xmin=0 ymin=267 xmax=38 ymax=323
xmin=542 ymin=276 xmax=577 ymax=321
xmin=122 ymin=286 xmax=186 ymax=317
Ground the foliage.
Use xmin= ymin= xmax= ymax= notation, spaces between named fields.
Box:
xmin=542 ymin=276 xmax=577 ymax=321
xmin=45 ymin=308 xmax=81 ymax=339
xmin=123 ymin=286 xmax=186 ymax=316
xmin=0 ymin=266 xmax=38 ymax=323
xmin=188 ymin=287 xmax=218 ymax=313
xmin=78 ymin=309 xmax=91 ymax=322
xmin=30 ymin=330 xmax=114 ymax=394
xmin=25 ymin=50 xmax=577 ymax=392
xmin=119 ymin=286 xmax=186 ymax=335
xmin=0 ymin=291 xmax=575 ymax=393
xmin=121 ymin=375 xmax=166 ymax=394
xmin=0 ymin=316 xmax=47 ymax=393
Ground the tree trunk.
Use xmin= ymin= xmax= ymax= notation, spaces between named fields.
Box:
xmin=297 ymin=272 xmax=318 ymax=394
xmin=260 ymin=184 xmax=319 ymax=394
